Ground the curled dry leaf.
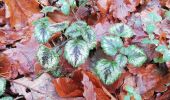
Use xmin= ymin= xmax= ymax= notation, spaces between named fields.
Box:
xmin=4 ymin=0 xmax=43 ymax=29
xmin=52 ymin=69 xmax=113 ymax=99
xmin=3 ymin=36 xmax=39 ymax=75
xmin=11 ymin=73 xmax=64 ymax=100
xmin=0 ymin=53 xmax=18 ymax=78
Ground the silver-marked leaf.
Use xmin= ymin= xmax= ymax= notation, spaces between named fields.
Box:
xmin=95 ymin=59 xmax=122 ymax=85
xmin=143 ymin=12 xmax=162 ymax=23
xmin=155 ymin=45 xmax=168 ymax=53
xmin=115 ymin=54 xmax=127 ymax=68
xmin=69 ymin=0 xmax=76 ymax=8
xmin=61 ymin=1 xmax=70 ymax=15
xmin=41 ymin=6 xmax=58 ymax=14
xmin=64 ymin=21 xmax=87 ymax=38
xmin=33 ymin=17 xmax=51 ymax=43
xmin=141 ymin=38 xmax=159 ymax=45
xmin=37 ymin=45 xmax=59 ymax=69
xmin=79 ymin=0 xmax=87 ymax=6
xmin=0 ymin=78 xmax=6 ymax=96
xmin=82 ymin=26 xmax=96 ymax=49
xmin=120 ymin=45 xmax=147 ymax=67
xmin=109 ymin=23 xmax=134 ymax=38
xmin=163 ymin=50 xmax=170 ymax=61
xmin=48 ymin=21 xmax=69 ymax=33
xmin=145 ymin=24 xmax=156 ymax=34
xmin=64 ymin=39 xmax=89 ymax=67
xmin=0 ymin=96 xmax=13 ymax=100
xmin=165 ymin=11 xmax=170 ymax=20
xmin=101 ymin=36 xmax=123 ymax=56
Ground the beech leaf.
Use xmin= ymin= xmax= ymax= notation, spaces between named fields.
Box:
xmin=109 ymin=23 xmax=134 ymax=38
xmin=95 ymin=59 xmax=122 ymax=85
xmin=37 ymin=45 xmax=59 ymax=69
xmin=101 ymin=36 xmax=123 ymax=56
xmin=0 ymin=78 xmax=6 ymax=96
xmin=64 ymin=39 xmax=89 ymax=67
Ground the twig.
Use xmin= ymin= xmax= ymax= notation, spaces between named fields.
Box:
xmin=71 ymin=9 xmax=79 ymax=21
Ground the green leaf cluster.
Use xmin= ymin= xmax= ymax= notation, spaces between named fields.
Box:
xmin=155 ymin=45 xmax=170 ymax=62
xmin=64 ymin=21 xmax=96 ymax=67
xmin=56 ymin=0 xmax=78 ymax=15
xmin=0 ymin=78 xmax=12 ymax=100
xmin=0 ymin=78 xmax=6 ymax=96
xmin=33 ymin=17 xmax=69 ymax=43
xmin=94 ymin=23 xmax=146 ymax=85
xmin=124 ymin=85 xmax=142 ymax=100
xmin=141 ymin=12 xmax=162 ymax=45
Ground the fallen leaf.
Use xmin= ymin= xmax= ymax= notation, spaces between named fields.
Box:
xmin=3 ymin=36 xmax=39 ymax=75
xmin=11 ymin=73 xmax=67 ymax=100
xmin=82 ymin=72 xmax=96 ymax=100
xmin=4 ymin=0 xmax=42 ymax=29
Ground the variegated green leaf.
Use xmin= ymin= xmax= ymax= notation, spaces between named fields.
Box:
xmin=109 ymin=23 xmax=134 ymax=38
xmin=48 ymin=21 xmax=69 ymax=33
xmin=125 ymin=85 xmax=142 ymax=100
xmin=165 ymin=11 xmax=170 ymax=20
xmin=33 ymin=17 xmax=51 ymax=43
xmin=95 ymin=59 xmax=122 ymax=85
xmin=115 ymin=54 xmax=127 ymax=68
xmin=120 ymin=45 xmax=147 ymax=67
xmin=37 ymin=45 xmax=59 ymax=69
xmin=79 ymin=0 xmax=87 ymax=6
xmin=64 ymin=21 xmax=87 ymax=38
xmin=143 ymin=12 xmax=162 ymax=23
xmin=141 ymin=38 xmax=159 ymax=45
xmin=41 ymin=6 xmax=58 ymax=14
xmin=64 ymin=39 xmax=89 ymax=67
xmin=155 ymin=45 xmax=168 ymax=53
xmin=69 ymin=0 xmax=76 ymax=8
xmin=145 ymin=24 xmax=156 ymax=34
xmin=101 ymin=36 xmax=123 ymax=56
xmin=61 ymin=1 xmax=70 ymax=15
xmin=82 ymin=26 xmax=96 ymax=49
xmin=163 ymin=50 xmax=170 ymax=61
xmin=0 ymin=96 xmax=13 ymax=100
xmin=0 ymin=78 xmax=6 ymax=96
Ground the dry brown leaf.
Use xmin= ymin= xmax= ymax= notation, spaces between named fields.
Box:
xmin=4 ymin=0 xmax=43 ymax=29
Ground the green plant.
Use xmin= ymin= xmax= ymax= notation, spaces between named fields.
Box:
xmin=141 ymin=11 xmax=170 ymax=63
xmin=41 ymin=0 xmax=87 ymax=15
xmin=0 ymin=78 xmax=6 ymax=96
xmin=141 ymin=12 xmax=162 ymax=46
xmin=124 ymin=85 xmax=142 ymax=100
xmin=34 ymin=18 xmax=96 ymax=68
xmin=94 ymin=23 xmax=147 ymax=85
